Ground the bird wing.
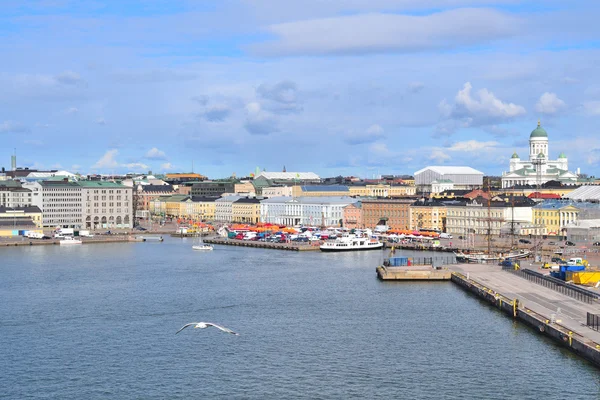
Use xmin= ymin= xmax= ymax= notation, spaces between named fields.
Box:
xmin=206 ymin=323 xmax=239 ymax=335
xmin=175 ymin=323 xmax=198 ymax=334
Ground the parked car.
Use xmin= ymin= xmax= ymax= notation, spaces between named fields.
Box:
xmin=551 ymin=257 xmax=565 ymax=264
xmin=547 ymin=241 xmax=555 ymax=245
xmin=565 ymin=241 xmax=576 ymax=246
xmin=593 ymin=242 xmax=600 ymax=246
xmin=519 ymin=239 xmax=531 ymax=244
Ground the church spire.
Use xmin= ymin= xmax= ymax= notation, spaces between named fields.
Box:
xmin=283 ymin=165 xmax=286 ymax=172
xmin=537 ymin=119 xmax=541 ymax=127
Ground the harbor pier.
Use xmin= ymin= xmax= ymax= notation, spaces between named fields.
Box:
xmin=380 ymin=261 xmax=600 ymax=368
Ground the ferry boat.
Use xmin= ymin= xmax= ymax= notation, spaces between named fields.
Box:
xmin=320 ymin=234 xmax=383 ymax=252
xmin=59 ymin=236 xmax=82 ymax=245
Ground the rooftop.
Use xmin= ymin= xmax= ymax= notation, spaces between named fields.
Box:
xmin=0 ymin=205 xmax=42 ymax=213
xmin=255 ymin=172 xmax=320 ymax=181
xmin=414 ymin=166 xmax=484 ymax=176
xmin=301 ymin=185 xmax=349 ymax=192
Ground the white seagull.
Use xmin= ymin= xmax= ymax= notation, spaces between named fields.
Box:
xmin=176 ymin=322 xmax=239 ymax=336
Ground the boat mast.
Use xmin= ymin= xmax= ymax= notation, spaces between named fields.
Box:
xmin=486 ymin=178 xmax=492 ymax=257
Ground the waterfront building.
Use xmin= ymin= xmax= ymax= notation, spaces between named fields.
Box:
xmin=191 ymin=181 xmax=235 ymax=197
xmin=501 ymin=122 xmax=578 ymax=188
xmin=80 ymin=181 xmax=133 ymax=229
xmin=342 ymin=202 xmax=363 ymax=229
xmin=262 ymin=185 xmax=293 ymax=197
xmin=348 ymin=183 xmax=416 ymax=197
xmin=215 ymin=195 xmax=244 ymax=222
xmin=180 ymin=197 xmax=217 ymax=221
xmin=360 ymin=199 xmax=414 ymax=229
xmin=260 ymin=196 xmax=353 ymax=227
xmin=138 ymin=184 xmax=175 ymax=213
xmin=0 ymin=205 xmax=43 ymax=228
xmin=525 ymin=201 xmax=580 ymax=236
xmin=232 ymin=198 xmax=261 ymax=224
xmin=409 ymin=199 xmax=447 ymax=232
xmin=446 ymin=197 xmax=534 ymax=237
xmin=501 ymin=185 xmax=578 ymax=198
xmin=414 ymin=166 xmax=483 ymax=194
xmin=39 ymin=180 xmax=83 ymax=228
xmin=0 ymin=217 xmax=41 ymax=237
xmin=0 ymin=181 xmax=32 ymax=207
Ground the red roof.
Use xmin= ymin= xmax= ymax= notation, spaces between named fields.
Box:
xmin=528 ymin=192 xmax=561 ymax=199
xmin=464 ymin=189 xmax=490 ymax=200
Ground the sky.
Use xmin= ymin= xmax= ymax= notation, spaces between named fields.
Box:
xmin=1 ymin=0 xmax=600 ymax=178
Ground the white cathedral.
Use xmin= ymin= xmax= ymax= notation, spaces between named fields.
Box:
xmin=501 ymin=121 xmax=578 ymax=188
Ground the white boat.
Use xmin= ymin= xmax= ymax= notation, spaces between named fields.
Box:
xmin=59 ymin=236 xmax=82 ymax=245
xmin=320 ymin=234 xmax=383 ymax=252
xmin=454 ymin=251 xmax=499 ymax=263
xmin=192 ymin=234 xmax=213 ymax=251
xmin=502 ymin=250 xmax=531 ymax=260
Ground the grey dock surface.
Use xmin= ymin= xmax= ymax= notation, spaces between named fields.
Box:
xmin=450 ymin=263 xmax=600 ymax=367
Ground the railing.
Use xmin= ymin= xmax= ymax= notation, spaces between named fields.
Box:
xmin=587 ymin=313 xmax=600 ymax=331
xmin=384 ymin=256 xmax=455 ymax=267
xmin=504 ymin=267 xmax=600 ymax=304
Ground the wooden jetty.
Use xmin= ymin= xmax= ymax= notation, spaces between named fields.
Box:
xmin=204 ymin=237 xmax=320 ymax=251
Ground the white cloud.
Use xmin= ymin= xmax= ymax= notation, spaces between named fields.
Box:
xmin=0 ymin=121 xmax=29 ymax=134
xmin=448 ymin=140 xmax=499 ymax=152
xmin=96 ymin=118 xmax=106 ymax=125
xmin=160 ymin=162 xmax=174 ymax=170
xmin=122 ymin=162 xmax=150 ymax=171
xmin=244 ymin=102 xmax=278 ymax=135
xmin=437 ymin=82 xmax=526 ymax=133
xmin=345 ymin=124 xmax=385 ymax=145
xmin=428 ymin=149 xmax=451 ymax=163
xmin=583 ymin=101 xmax=600 ymax=116
xmin=535 ymin=92 xmax=566 ymax=115
xmin=251 ymin=8 xmax=521 ymax=56
xmin=92 ymin=149 xmax=119 ymax=169
xmin=65 ymin=107 xmax=79 ymax=115
xmin=145 ymin=147 xmax=167 ymax=160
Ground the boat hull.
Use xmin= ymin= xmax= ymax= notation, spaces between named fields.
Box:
xmin=192 ymin=245 xmax=213 ymax=251
xmin=320 ymin=244 xmax=384 ymax=252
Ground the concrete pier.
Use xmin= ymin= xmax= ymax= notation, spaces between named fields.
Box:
xmin=204 ymin=237 xmax=320 ymax=251
xmin=450 ymin=263 xmax=600 ymax=368
xmin=376 ymin=266 xmax=451 ymax=280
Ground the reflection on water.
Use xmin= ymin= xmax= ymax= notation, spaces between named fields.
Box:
xmin=1 ymin=239 xmax=599 ymax=399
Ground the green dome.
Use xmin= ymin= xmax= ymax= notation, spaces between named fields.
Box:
xmin=558 ymin=152 xmax=567 ymax=159
xmin=530 ymin=121 xmax=548 ymax=138
xmin=511 ymin=152 xmax=519 ymax=159
xmin=538 ymin=152 xmax=545 ymax=158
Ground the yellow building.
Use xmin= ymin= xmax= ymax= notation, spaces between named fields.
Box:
xmin=231 ymin=198 xmax=261 ymax=224
xmin=501 ymin=187 xmax=577 ymax=198
xmin=530 ymin=202 xmax=579 ymax=235
xmin=409 ymin=200 xmax=447 ymax=231
xmin=0 ymin=206 xmax=43 ymax=237
xmin=179 ymin=198 xmax=216 ymax=221
xmin=349 ymin=184 xmax=416 ymax=197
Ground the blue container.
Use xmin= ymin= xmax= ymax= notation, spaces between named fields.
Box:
xmin=389 ymin=257 xmax=408 ymax=266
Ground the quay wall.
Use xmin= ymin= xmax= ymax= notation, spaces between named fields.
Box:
xmin=451 ymin=272 xmax=600 ymax=368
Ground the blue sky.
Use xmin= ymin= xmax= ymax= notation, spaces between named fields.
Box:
xmin=1 ymin=0 xmax=600 ymax=178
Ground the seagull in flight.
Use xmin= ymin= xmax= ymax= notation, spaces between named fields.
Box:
xmin=176 ymin=322 xmax=239 ymax=336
